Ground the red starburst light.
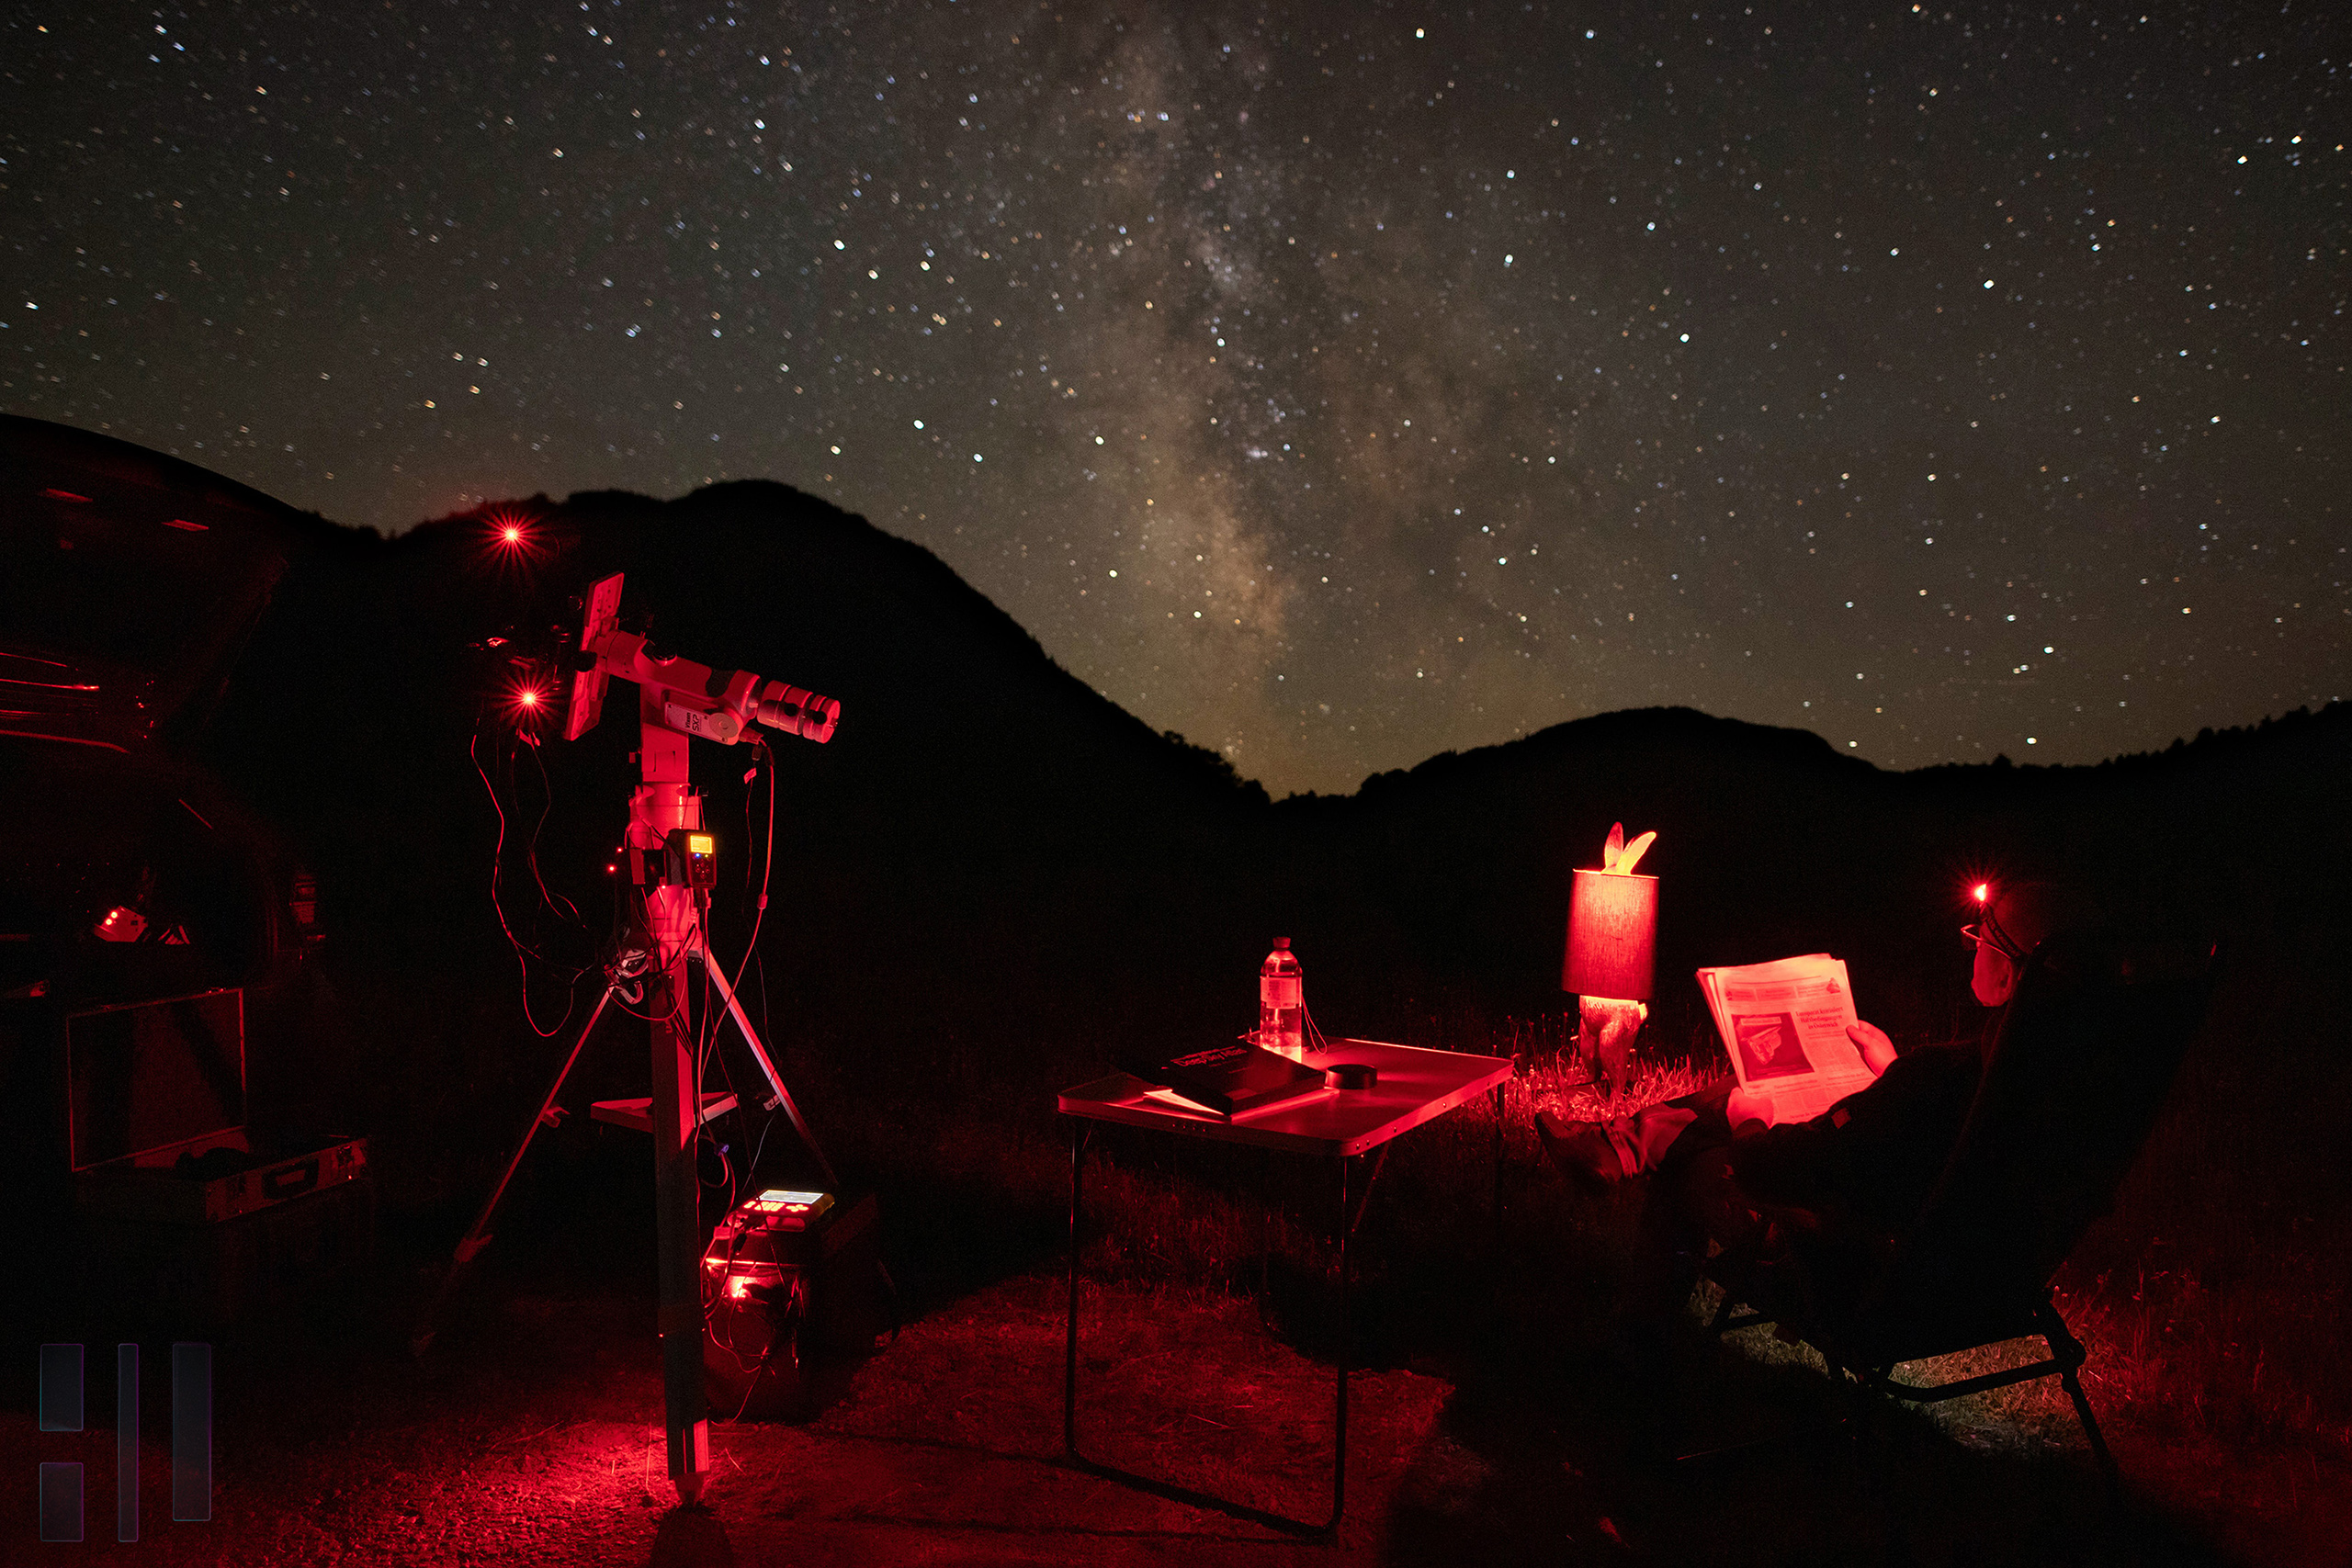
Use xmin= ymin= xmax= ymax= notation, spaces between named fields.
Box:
xmin=478 ymin=506 xmax=549 ymax=576
xmin=506 ymin=674 xmax=554 ymax=730
xmin=486 ymin=508 xmax=535 ymax=550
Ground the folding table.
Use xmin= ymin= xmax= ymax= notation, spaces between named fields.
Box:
xmin=1057 ymin=1037 xmax=1513 ymax=1534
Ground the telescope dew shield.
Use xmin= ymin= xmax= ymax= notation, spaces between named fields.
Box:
xmin=756 ymin=681 xmax=840 ymax=744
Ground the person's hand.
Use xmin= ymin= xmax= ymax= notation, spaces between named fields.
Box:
xmin=1725 ymin=1085 xmax=1773 ymax=1133
xmin=1849 ymin=1020 xmax=1897 ymax=1076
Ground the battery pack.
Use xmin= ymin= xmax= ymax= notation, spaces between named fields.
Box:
xmin=700 ymin=1190 xmax=885 ymax=1420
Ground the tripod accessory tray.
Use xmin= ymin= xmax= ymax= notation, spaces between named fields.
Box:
xmin=590 ymin=1092 xmax=737 ymax=1134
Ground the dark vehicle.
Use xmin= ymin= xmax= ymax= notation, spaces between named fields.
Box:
xmin=0 ymin=416 xmax=334 ymax=1314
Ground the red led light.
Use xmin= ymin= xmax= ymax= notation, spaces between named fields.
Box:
xmin=507 ymin=679 xmax=553 ymax=727
xmin=1973 ymin=882 xmax=1990 ymax=903
xmin=478 ymin=508 xmax=547 ymax=573
xmin=486 ymin=508 xmax=535 ymax=548
xmin=96 ymin=905 xmax=149 ymax=942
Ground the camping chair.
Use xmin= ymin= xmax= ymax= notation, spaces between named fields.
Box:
xmin=1702 ymin=931 xmax=2220 ymax=1483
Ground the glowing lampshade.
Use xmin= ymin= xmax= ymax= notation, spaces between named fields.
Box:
xmin=1563 ymin=868 xmax=1658 ymax=1001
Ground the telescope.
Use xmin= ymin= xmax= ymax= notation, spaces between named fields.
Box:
xmin=420 ymin=571 xmax=843 ymax=1506
xmin=563 ymin=570 xmax=838 ymax=748
xmin=570 ymin=572 xmax=841 ymax=1502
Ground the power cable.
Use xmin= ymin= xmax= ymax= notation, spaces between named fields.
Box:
xmin=472 ymin=729 xmax=581 ymax=1039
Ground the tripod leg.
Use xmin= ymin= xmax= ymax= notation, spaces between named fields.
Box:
xmin=410 ymin=980 xmax=619 ymax=1359
xmin=693 ymin=943 xmax=838 ymax=1190
xmin=695 ymin=939 xmax=899 ymax=1318
xmin=648 ymin=930 xmax=712 ymax=1505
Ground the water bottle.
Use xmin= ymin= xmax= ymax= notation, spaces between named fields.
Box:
xmin=1258 ymin=939 xmax=1306 ymax=1060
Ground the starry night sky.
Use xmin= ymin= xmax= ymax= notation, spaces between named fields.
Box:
xmin=7 ymin=1 xmax=2346 ymax=795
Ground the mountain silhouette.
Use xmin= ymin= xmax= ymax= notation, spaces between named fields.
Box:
xmin=6 ymin=422 xmax=2341 ymax=1187
xmin=1261 ymin=698 xmax=2348 ymax=1048
xmin=190 ymin=479 xmax=1287 ymax=1164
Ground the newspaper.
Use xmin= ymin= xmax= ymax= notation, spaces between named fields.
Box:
xmin=1695 ymin=953 xmax=1876 ymax=1127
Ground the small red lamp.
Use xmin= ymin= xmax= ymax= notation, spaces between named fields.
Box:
xmin=1564 ymin=824 xmax=1658 ymax=1112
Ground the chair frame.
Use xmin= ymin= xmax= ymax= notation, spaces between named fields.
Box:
xmin=1706 ymin=1283 xmax=2114 ymax=1482
xmin=1697 ymin=934 xmax=2219 ymax=1488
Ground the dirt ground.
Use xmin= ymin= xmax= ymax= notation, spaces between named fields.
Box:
xmin=10 ymin=1256 xmax=2347 ymax=1568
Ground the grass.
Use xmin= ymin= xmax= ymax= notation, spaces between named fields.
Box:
xmin=818 ymin=979 xmax=2348 ymax=1548
xmin=312 ymin=948 xmax=2346 ymax=1558
xmin=1472 ymin=991 xmax=2352 ymax=1489
xmin=495 ymin=950 xmax=2352 ymax=1477
xmin=18 ymin=984 xmax=2329 ymax=1565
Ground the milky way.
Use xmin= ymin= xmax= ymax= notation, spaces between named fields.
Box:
xmin=6 ymin=1 xmax=2347 ymax=795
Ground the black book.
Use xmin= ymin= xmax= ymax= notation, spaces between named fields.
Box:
xmin=1124 ymin=1042 xmax=1329 ymax=1117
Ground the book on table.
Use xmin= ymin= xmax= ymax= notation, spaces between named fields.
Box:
xmin=1121 ymin=1040 xmax=1330 ymax=1117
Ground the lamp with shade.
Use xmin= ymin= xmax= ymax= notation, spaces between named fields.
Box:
xmin=1563 ymin=824 xmax=1658 ymax=1113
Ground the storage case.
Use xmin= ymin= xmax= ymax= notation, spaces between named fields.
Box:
xmin=76 ymin=1129 xmax=370 ymax=1224
xmin=65 ymin=987 xmax=248 ymax=1172
xmin=62 ymin=986 xmax=375 ymax=1325
xmin=74 ymin=1133 xmax=374 ymax=1325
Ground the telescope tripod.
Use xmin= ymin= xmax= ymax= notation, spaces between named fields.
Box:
xmin=409 ymin=897 xmax=833 ymax=1506
xmin=430 ymin=568 xmax=849 ymax=1505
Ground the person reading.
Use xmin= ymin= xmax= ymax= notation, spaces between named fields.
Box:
xmin=1538 ymin=879 xmax=2098 ymax=1329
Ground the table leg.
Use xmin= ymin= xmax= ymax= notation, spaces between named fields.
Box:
xmin=1329 ymin=1150 xmax=1351 ymax=1533
xmin=1060 ymin=1123 xmax=1322 ymax=1535
xmin=1065 ymin=1119 xmax=1088 ymax=1455
xmin=1492 ymin=1083 xmax=1507 ymax=1258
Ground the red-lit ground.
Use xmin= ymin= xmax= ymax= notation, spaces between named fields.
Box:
xmin=12 ymin=957 xmax=2348 ymax=1566
xmin=9 ymin=1219 xmax=2346 ymax=1565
